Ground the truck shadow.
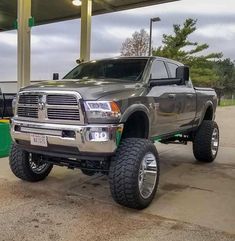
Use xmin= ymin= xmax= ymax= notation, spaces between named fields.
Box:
xmin=7 ymin=143 xmax=223 ymax=207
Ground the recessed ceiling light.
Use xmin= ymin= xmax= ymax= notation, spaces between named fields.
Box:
xmin=72 ymin=0 xmax=82 ymax=6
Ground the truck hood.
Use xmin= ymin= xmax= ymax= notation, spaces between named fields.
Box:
xmin=21 ymin=79 xmax=144 ymax=100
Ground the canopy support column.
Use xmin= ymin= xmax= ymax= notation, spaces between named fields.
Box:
xmin=17 ymin=0 xmax=31 ymax=89
xmin=80 ymin=0 xmax=92 ymax=62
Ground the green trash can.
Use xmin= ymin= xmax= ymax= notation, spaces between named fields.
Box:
xmin=0 ymin=122 xmax=12 ymax=158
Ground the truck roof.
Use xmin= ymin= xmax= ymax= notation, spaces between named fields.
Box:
xmin=86 ymin=56 xmax=184 ymax=66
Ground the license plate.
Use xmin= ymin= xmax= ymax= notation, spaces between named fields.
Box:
xmin=30 ymin=134 xmax=48 ymax=147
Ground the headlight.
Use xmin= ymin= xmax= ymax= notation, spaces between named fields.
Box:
xmin=84 ymin=101 xmax=121 ymax=120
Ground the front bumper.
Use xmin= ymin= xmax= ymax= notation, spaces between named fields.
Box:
xmin=11 ymin=119 xmax=123 ymax=155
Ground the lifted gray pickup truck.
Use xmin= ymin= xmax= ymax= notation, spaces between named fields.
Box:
xmin=10 ymin=57 xmax=219 ymax=209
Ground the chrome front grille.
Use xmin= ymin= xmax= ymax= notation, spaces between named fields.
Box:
xmin=16 ymin=91 xmax=83 ymax=124
xmin=19 ymin=94 xmax=39 ymax=105
xmin=47 ymin=108 xmax=80 ymax=120
xmin=17 ymin=106 xmax=38 ymax=118
xmin=47 ymin=95 xmax=78 ymax=105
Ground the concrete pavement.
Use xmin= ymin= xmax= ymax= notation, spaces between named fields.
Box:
xmin=0 ymin=106 xmax=235 ymax=241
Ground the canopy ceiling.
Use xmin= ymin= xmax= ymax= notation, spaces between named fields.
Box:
xmin=0 ymin=0 xmax=178 ymax=31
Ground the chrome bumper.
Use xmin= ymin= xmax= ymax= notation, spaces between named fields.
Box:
xmin=11 ymin=119 xmax=123 ymax=154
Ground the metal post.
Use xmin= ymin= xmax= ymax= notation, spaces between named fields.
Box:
xmin=80 ymin=0 xmax=92 ymax=62
xmin=149 ymin=17 xmax=161 ymax=56
xmin=149 ymin=19 xmax=153 ymax=56
xmin=17 ymin=0 xmax=32 ymax=89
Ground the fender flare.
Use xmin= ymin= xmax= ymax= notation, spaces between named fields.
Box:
xmin=120 ymin=104 xmax=151 ymax=137
xmin=199 ymin=101 xmax=214 ymax=126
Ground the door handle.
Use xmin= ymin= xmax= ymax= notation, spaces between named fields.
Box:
xmin=168 ymin=94 xmax=176 ymax=99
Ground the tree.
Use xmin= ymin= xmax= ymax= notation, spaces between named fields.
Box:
xmin=120 ymin=29 xmax=149 ymax=56
xmin=214 ymin=58 xmax=235 ymax=103
xmin=153 ymin=18 xmax=223 ymax=86
xmin=215 ymin=58 xmax=235 ymax=90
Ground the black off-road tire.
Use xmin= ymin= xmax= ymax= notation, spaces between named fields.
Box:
xmin=9 ymin=143 xmax=53 ymax=182
xmin=193 ymin=120 xmax=219 ymax=162
xmin=109 ymin=138 xmax=160 ymax=209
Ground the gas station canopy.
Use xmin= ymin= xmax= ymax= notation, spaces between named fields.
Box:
xmin=0 ymin=0 xmax=178 ymax=89
xmin=0 ymin=0 xmax=177 ymax=31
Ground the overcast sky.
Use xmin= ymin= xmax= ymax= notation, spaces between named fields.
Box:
xmin=0 ymin=0 xmax=235 ymax=81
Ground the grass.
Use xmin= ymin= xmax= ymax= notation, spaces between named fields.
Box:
xmin=220 ymin=99 xmax=235 ymax=107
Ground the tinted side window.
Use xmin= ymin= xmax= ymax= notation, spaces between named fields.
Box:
xmin=167 ymin=62 xmax=178 ymax=78
xmin=151 ymin=61 xmax=168 ymax=79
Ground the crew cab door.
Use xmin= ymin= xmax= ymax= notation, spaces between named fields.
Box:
xmin=166 ymin=62 xmax=197 ymax=131
xmin=147 ymin=60 xmax=180 ymax=137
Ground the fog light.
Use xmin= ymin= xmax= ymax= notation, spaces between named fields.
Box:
xmin=72 ymin=0 xmax=82 ymax=6
xmin=86 ymin=128 xmax=109 ymax=142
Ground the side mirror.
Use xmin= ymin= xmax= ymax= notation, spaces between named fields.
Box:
xmin=53 ymin=73 xmax=59 ymax=80
xmin=176 ymin=66 xmax=189 ymax=83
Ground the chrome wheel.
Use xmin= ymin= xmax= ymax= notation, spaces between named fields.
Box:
xmin=211 ymin=127 xmax=219 ymax=156
xmin=29 ymin=153 xmax=50 ymax=174
xmin=138 ymin=152 xmax=158 ymax=199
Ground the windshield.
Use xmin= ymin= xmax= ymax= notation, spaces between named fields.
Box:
xmin=64 ymin=58 xmax=148 ymax=82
